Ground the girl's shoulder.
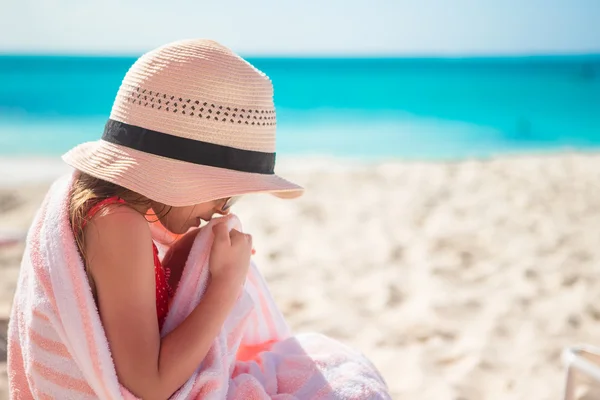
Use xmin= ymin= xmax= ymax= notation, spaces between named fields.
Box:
xmin=84 ymin=197 xmax=149 ymax=238
xmin=83 ymin=199 xmax=154 ymax=268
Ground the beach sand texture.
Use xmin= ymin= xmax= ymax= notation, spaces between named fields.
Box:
xmin=2 ymin=153 xmax=600 ymax=399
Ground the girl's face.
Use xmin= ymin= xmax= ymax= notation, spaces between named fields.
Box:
xmin=152 ymin=198 xmax=231 ymax=234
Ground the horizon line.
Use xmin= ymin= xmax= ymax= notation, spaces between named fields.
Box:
xmin=1 ymin=51 xmax=600 ymax=60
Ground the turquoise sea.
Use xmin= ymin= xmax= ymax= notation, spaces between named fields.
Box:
xmin=0 ymin=55 xmax=599 ymax=160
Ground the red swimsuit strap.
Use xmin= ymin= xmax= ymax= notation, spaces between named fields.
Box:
xmin=82 ymin=196 xmax=126 ymax=228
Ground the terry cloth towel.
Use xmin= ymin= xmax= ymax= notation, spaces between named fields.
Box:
xmin=7 ymin=173 xmax=391 ymax=399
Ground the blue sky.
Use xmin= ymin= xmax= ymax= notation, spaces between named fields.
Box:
xmin=1 ymin=0 xmax=599 ymax=56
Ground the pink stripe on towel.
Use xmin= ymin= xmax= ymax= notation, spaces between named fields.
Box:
xmin=32 ymin=361 xmax=96 ymax=396
xmin=29 ymin=327 xmax=71 ymax=359
xmin=32 ymin=308 xmax=52 ymax=323
xmin=6 ymin=337 xmax=34 ymax=399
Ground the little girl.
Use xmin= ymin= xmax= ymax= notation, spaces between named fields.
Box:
xmin=8 ymin=39 xmax=390 ymax=400
xmin=45 ymin=39 xmax=301 ymax=399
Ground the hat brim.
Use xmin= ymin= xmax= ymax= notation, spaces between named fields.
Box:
xmin=62 ymin=140 xmax=304 ymax=207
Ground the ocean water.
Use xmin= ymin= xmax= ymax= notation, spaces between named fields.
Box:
xmin=0 ymin=55 xmax=599 ymax=160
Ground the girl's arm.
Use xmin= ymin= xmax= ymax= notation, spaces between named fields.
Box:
xmin=86 ymin=208 xmax=249 ymax=400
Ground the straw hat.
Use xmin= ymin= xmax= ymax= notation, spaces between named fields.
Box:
xmin=62 ymin=39 xmax=303 ymax=206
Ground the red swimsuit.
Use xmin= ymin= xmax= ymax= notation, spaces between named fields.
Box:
xmin=85 ymin=197 xmax=172 ymax=329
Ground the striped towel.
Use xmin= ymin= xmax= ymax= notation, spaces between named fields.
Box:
xmin=7 ymin=173 xmax=390 ymax=399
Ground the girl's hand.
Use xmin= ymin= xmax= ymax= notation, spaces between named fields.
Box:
xmin=209 ymin=221 xmax=253 ymax=290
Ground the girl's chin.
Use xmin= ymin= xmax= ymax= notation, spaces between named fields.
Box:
xmin=185 ymin=218 xmax=202 ymax=232
xmin=166 ymin=218 xmax=204 ymax=235
xmin=165 ymin=224 xmax=194 ymax=235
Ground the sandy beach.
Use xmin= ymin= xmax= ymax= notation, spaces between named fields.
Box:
xmin=2 ymin=153 xmax=600 ymax=399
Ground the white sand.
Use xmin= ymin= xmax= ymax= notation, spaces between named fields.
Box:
xmin=2 ymin=153 xmax=600 ymax=399
xmin=0 ymin=157 xmax=72 ymax=188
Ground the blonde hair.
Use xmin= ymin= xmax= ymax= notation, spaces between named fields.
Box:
xmin=69 ymin=172 xmax=169 ymax=297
